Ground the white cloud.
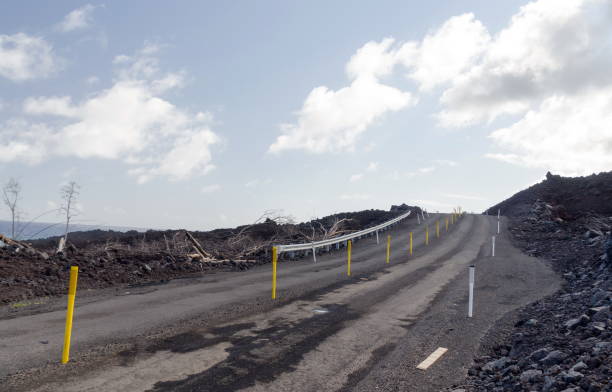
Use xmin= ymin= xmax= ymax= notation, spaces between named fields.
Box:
xmin=0 ymin=119 xmax=53 ymax=164
xmin=346 ymin=38 xmax=398 ymax=79
xmin=57 ymin=4 xmax=97 ymax=32
xmin=201 ymin=184 xmax=221 ymax=194
xmin=245 ymin=179 xmax=259 ymax=188
xmin=349 ymin=161 xmax=379 ymax=182
xmin=339 ymin=193 xmax=371 ymax=200
xmin=324 ymin=0 xmax=612 ymax=176
xmin=269 ymin=39 xmax=415 ymax=154
xmin=24 ymin=96 xmax=78 ymax=117
xmin=486 ymin=87 xmax=612 ymax=175
xmin=86 ymin=76 xmax=99 ymax=84
xmin=349 ymin=173 xmax=363 ymax=182
xmin=397 ymin=13 xmax=490 ymax=91
xmin=0 ymin=33 xmax=60 ymax=81
xmin=406 ymin=166 xmax=436 ymax=178
xmin=433 ymin=159 xmax=457 ymax=167
xmin=2 ymin=45 xmax=220 ymax=183
xmin=366 ymin=161 xmax=379 ymax=172
xmin=435 ymin=0 xmax=612 ymax=128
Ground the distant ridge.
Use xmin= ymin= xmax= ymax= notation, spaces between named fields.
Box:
xmin=0 ymin=220 xmax=146 ymax=241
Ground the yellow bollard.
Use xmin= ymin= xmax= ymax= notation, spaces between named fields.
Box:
xmin=409 ymin=232 xmax=413 ymax=256
xmin=386 ymin=235 xmax=391 ymax=264
xmin=347 ymin=240 xmax=352 ymax=276
xmin=271 ymin=246 xmax=278 ymax=299
xmin=61 ymin=266 xmax=79 ymax=364
xmin=446 ymin=218 xmax=449 ymax=232
xmin=436 ymin=221 xmax=440 ymax=238
xmin=426 ymin=226 xmax=429 ymax=245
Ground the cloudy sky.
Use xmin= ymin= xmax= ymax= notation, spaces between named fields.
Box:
xmin=1 ymin=0 xmax=611 ymax=230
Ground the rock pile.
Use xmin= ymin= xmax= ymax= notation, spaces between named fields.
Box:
xmin=0 ymin=245 xmax=262 ymax=304
xmin=458 ymin=198 xmax=611 ymax=391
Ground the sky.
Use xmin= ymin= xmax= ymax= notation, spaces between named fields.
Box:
xmin=1 ymin=0 xmax=611 ymax=231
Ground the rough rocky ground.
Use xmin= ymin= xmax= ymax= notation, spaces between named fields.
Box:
xmin=0 ymin=205 xmax=415 ymax=304
xmin=453 ymin=172 xmax=612 ymax=392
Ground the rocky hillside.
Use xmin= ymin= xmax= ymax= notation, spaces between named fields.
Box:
xmin=457 ymin=173 xmax=611 ymax=392
xmin=486 ymin=171 xmax=612 ymax=219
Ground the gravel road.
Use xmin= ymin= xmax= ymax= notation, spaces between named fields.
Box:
xmin=1 ymin=213 xmax=560 ymax=392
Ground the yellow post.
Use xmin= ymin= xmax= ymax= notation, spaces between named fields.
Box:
xmin=271 ymin=246 xmax=278 ymax=299
xmin=61 ymin=266 xmax=79 ymax=364
xmin=445 ymin=218 xmax=449 ymax=232
xmin=436 ymin=220 xmax=440 ymax=238
xmin=347 ymin=240 xmax=352 ymax=276
xmin=386 ymin=235 xmax=391 ymax=264
xmin=426 ymin=226 xmax=429 ymax=245
xmin=409 ymin=232 xmax=413 ymax=256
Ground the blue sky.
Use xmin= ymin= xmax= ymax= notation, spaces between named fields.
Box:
xmin=1 ymin=0 xmax=611 ymax=230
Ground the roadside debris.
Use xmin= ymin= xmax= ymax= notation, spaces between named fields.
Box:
xmin=0 ymin=206 xmax=420 ymax=304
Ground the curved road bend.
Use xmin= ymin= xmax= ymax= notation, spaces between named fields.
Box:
xmin=1 ymin=214 xmax=560 ymax=392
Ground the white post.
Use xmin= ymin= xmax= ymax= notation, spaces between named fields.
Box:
xmin=492 ymin=236 xmax=496 ymax=257
xmin=312 ymin=247 xmax=317 ymax=263
xmin=468 ymin=265 xmax=475 ymax=317
xmin=497 ymin=220 xmax=500 ymax=234
xmin=376 ymin=230 xmax=379 ymax=244
xmin=497 ymin=209 xmax=500 ymax=220
xmin=417 ymin=214 xmax=420 ymax=224
xmin=421 ymin=210 xmax=425 ymax=221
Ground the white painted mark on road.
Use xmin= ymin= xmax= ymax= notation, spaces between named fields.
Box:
xmin=416 ymin=347 xmax=448 ymax=370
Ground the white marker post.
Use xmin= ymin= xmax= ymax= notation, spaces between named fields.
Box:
xmin=417 ymin=214 xmax=420 ymax=225
xmin=497 ymin=220 xmax=500 ymax=234
xmin=468 ymin=265 xmax=475 ymax=318
xmin=376 ymin=230 xmax=380 ymax=245
xmin=497 ymin=209 xmax=500 ymax=220
xmin=492 ymin=236 xmax=496 ymax=257
xmin=312 ymin=247 xmax=317 ymax=263
xmin=421 ymin=210 xmax=425 ymax=221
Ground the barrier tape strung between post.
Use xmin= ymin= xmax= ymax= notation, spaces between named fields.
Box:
xmin=273 ymin=211 xmax=412 ymax=254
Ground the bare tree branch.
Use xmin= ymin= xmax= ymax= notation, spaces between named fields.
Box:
xmin=60 ymin=181 xmax=80 ymax=245
xmin=2 ymin=178 xmax=21 ymax=239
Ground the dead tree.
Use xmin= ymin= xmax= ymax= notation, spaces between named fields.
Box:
xmin=59 ymin=181 xmax=80 ymax=251
xmin=2 ymin=178 xmax=21 ymax=239
xmin=299 ymin=216 xmax=353 ymax=242
xmin=225 ymin=210 xmax=295 ymax=259
xmin=184 ymin=230 xmax=214 ymax=260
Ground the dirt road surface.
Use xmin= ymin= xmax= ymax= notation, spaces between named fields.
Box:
xmin=0 ymin=213 xmax=560 ymax=391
